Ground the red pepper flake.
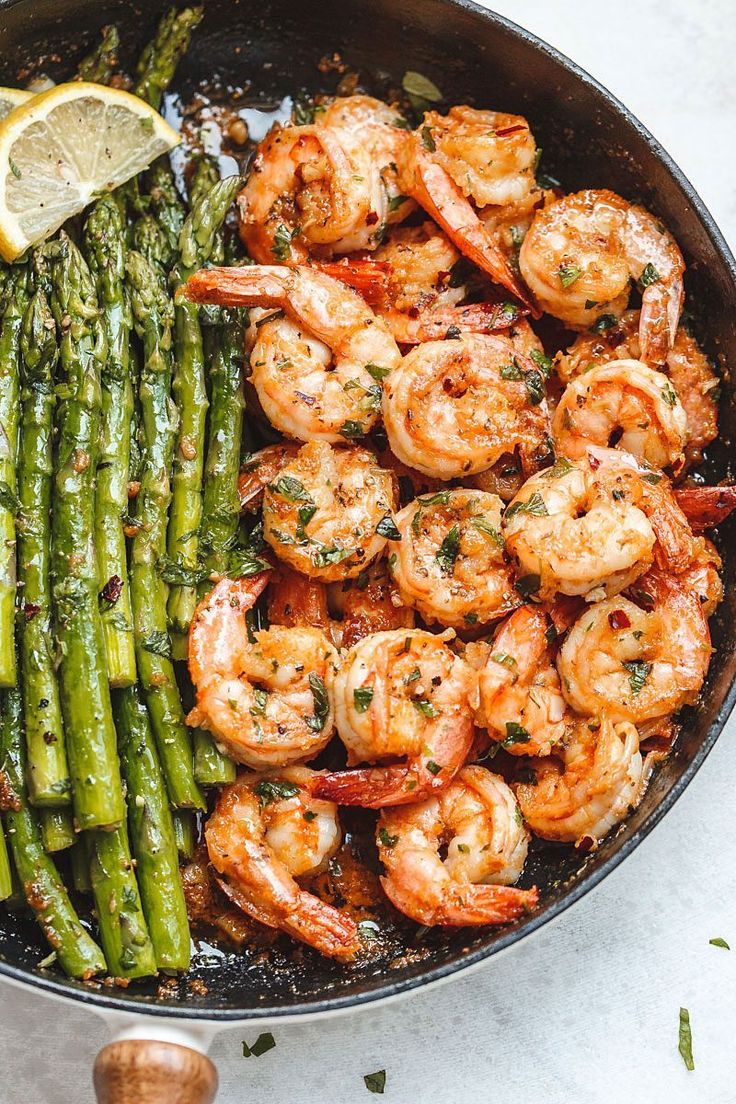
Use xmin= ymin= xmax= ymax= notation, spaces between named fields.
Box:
xmin=442 ymin=377 xmax=454 ymax=393
xmin=608 ymin=609 xmax=631 ymax=630
xmin=587 ymin=452 xmax=600 ymax=471
xmin=23 ymin=602 xmax=41 ymax=621
xmin=100 ymin=575 xmax=123 ymax=607
xmin=495 ymin=124 xmax=526 ymax=137
xmin=365 ymin=211 xmax=379 ymax=226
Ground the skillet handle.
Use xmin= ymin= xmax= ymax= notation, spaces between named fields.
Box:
xmin=93 ymin=1039 xmax=218 ymax=1104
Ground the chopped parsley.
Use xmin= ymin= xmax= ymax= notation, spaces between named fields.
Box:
xmin=639 ymin=263 xmax=661 ymax=287
xmin=365 ymin=362 xmax=390 ymax=381
xmin=378 ymin=827 xmax=398 ymax=849
xmin=709 ymin=937 xmax=730 ymax=949
xmin=306 ymin=673 xmax=330 ymax=731
xmin=622 ymin=659 xmax=652 ymax=697
xmin=376 ymin=513 xmax=401 ymax=540
xmin=426 ymin=760 xmax=442 ymax=775
xmin=678 ymin=1008 xmax=694 ymax=1071
xmin=254 ymin=780 xmax=299 ymax=807
xmin=515 ymin=574 xmax=541 ymax=600
xmin=503 ymin=722 xmax=531 ymax=746
xmin=242 ymin=1032 xmax=276 ymax=1057
xmin=542 ymin=457 xmax=574 ymax=479
xmin=271 ymin=223 xmax=298 ymax=262
xmin=412 ymin=698 xmax=438 ymax=718
xmin=435 ymin=524 xmax=461 ymax=575
xmin=505 ymin=492 xmax=548 ymax=521
xmin=269 ymin=476 xmax=313 ymax=503
xmin=557 ymin=262 xmax=581 ymax=288
xmin=364 ymin=1070 xmax=387 ymax=1095
xmin=471 ymin=515 xmax=504 ymax=547
xmin=339 ymin=419 xmax=366 ymax=439
xmin=590 ymin=313 xmax=617 ymax=333
xmin=354 ymin=686 xmax=374 ymax=713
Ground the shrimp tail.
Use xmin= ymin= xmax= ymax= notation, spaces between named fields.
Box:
xmin=404 ymin=145 xmax=537 ymax=314
xmin=380 ymin=876 xmax=539 ymax=926
xmin=391 ymin=300 xmax=529 ymax=344
xmin=314 ymin=258 xmax=391 ymax=303
xmin=286 ymin=892 xmax=360 ymax=960
xmin=188 ymin=572 xmax=271 ymax=691
xmin=184 ymin=265 xmax=289 ymax=307
xmin=312 ymin=766 xmax=438 ymax=808
xmin=674 ymin=484 xmax=736 ymax=533
xmin=639 ymin=280 xmax=683 ymax=367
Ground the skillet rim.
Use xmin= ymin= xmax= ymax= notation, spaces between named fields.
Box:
xmin=0 ymin=0 xmax=734 ymax=1021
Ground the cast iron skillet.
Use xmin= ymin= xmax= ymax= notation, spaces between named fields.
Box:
xmin=1 ymin=0 xmax=735 ymax=1084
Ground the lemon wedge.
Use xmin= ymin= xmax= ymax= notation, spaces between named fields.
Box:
xmin=0 ymin=81 xmax=180 ymax=260
xmin=0 ymin=87 xmax=33 ymax=121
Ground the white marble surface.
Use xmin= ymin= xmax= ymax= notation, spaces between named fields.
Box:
xmin=3 ymin=2 xmax=736 ymax=1101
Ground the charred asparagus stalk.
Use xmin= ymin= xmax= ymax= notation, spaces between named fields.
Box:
xmin=125 ymin=246 xmax=203 ymax=811
xmin=114 ymin=686 xmax=191 ymax=971
xmin=75 ymin=24 xmax=121 ymax=84
xmin=166 ymin=175 xmax=240 ymax=635
xmin=0 ymin=681 xmax=105 ymax=978
xmin=84 ymin=195 xmax=137 ymax=687
xmin=0 ymin=264 xmax=29 ymax=688
xmin=50 ymin=234 xmax=124 ymax=831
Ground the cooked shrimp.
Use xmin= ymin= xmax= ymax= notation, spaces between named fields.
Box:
xmin=205 ymin=768 xmax=358 ymax=959
xmin=469 ymin=606 xmax=566 ymax=756
xmin=186 ymin=264 xmax=400 ymax=443
xmin=519 ymin=189 xmax=685 ymax=365
xmin=317 ymin=95 xmax=414 ymax=221
xmin=677 ymin=538 xmax=722 ymax=619
xmin=237 ymin=123 xmax=386 ymax=261
xmin=267 ymin=565 xmax=335 ymax=640
xmin=312 ymin=629 xmax=476 ymax=807
xmin=422 ymin=107 xmax=539 ymax=210
xmin=371 ymin=221 xmax=525 ymax=343
xmin=338 ymin=557 xmax=415 ymax=648
xmin=515 ymin=716 xmax=649 ymax=844
xmin=555 ymin=310 xmax=719 ymax=467
xmin=556 ymin=571 xmax=711 ymax=725
xmin=262 ymin=440 xmax=396 ymax=582
xmin=188 ymin=575 xmax=340 ymax=768
xmin=389 ymin=489 xmax=516 ymax=628
xmin=397 ymin=128 xmax=533 ymax=306
xmin=238 ymin=443 xmax=299 ymax=513
xmin=552 ymin=359 xmax=688 ymax=470
xmin=377 ymin=766 xmax=538 ymax=926
xmin=382 ymin=333 xmax=551 ymax=480
xmin=502 ymin=453 xmax=656 ymax=601
xmin=268 ymin=559 xmax=414 ymax=647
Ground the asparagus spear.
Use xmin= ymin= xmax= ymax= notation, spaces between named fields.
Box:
xmin=0 ymin=265 xmax=29 ymax=688
xmin=76 ymin=24 xmax=121 ymax=84
xmin=0 ymin=683 xmax=105 ymax=978
xmin=88 ymin=822 xmax=157 ymax=979
xmin=84 ymin=196 xmax=137 ymax=687
xmin=39 ymin=808 xmax=76 ymax=853
xmin=171 ymin=809 xmax=195 ymax=861
xmin=70 ymin=838 xmax=92 ymax=894
xmin=114 ymin=686 xmax=191 ymax=971
xmin=125 ymin=247 xmax=203 ymax=811
xmin=166 ymin=176 xmax=240 ymax=635
xmin=50 ymin=234 xmax=125 ymax=831
xmin=133 ymin=6 xmax=204 ymax=112
xmin=17 ymin=263 xmax=73 ymax=808
xmin=0 ymin=819 xmax=12 ymax=901
xmin=192 ymin=312 xmax=245 ymax=785
xmin=146 ymin=161 xmax=187 ymax=270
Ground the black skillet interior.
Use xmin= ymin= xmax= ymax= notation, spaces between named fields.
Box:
xmin=0 ymin=0 xmax=735 ymax=1020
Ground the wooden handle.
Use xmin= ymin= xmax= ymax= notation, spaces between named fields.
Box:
xmin=93 ymin=1039 xmax=218 ymax=1104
